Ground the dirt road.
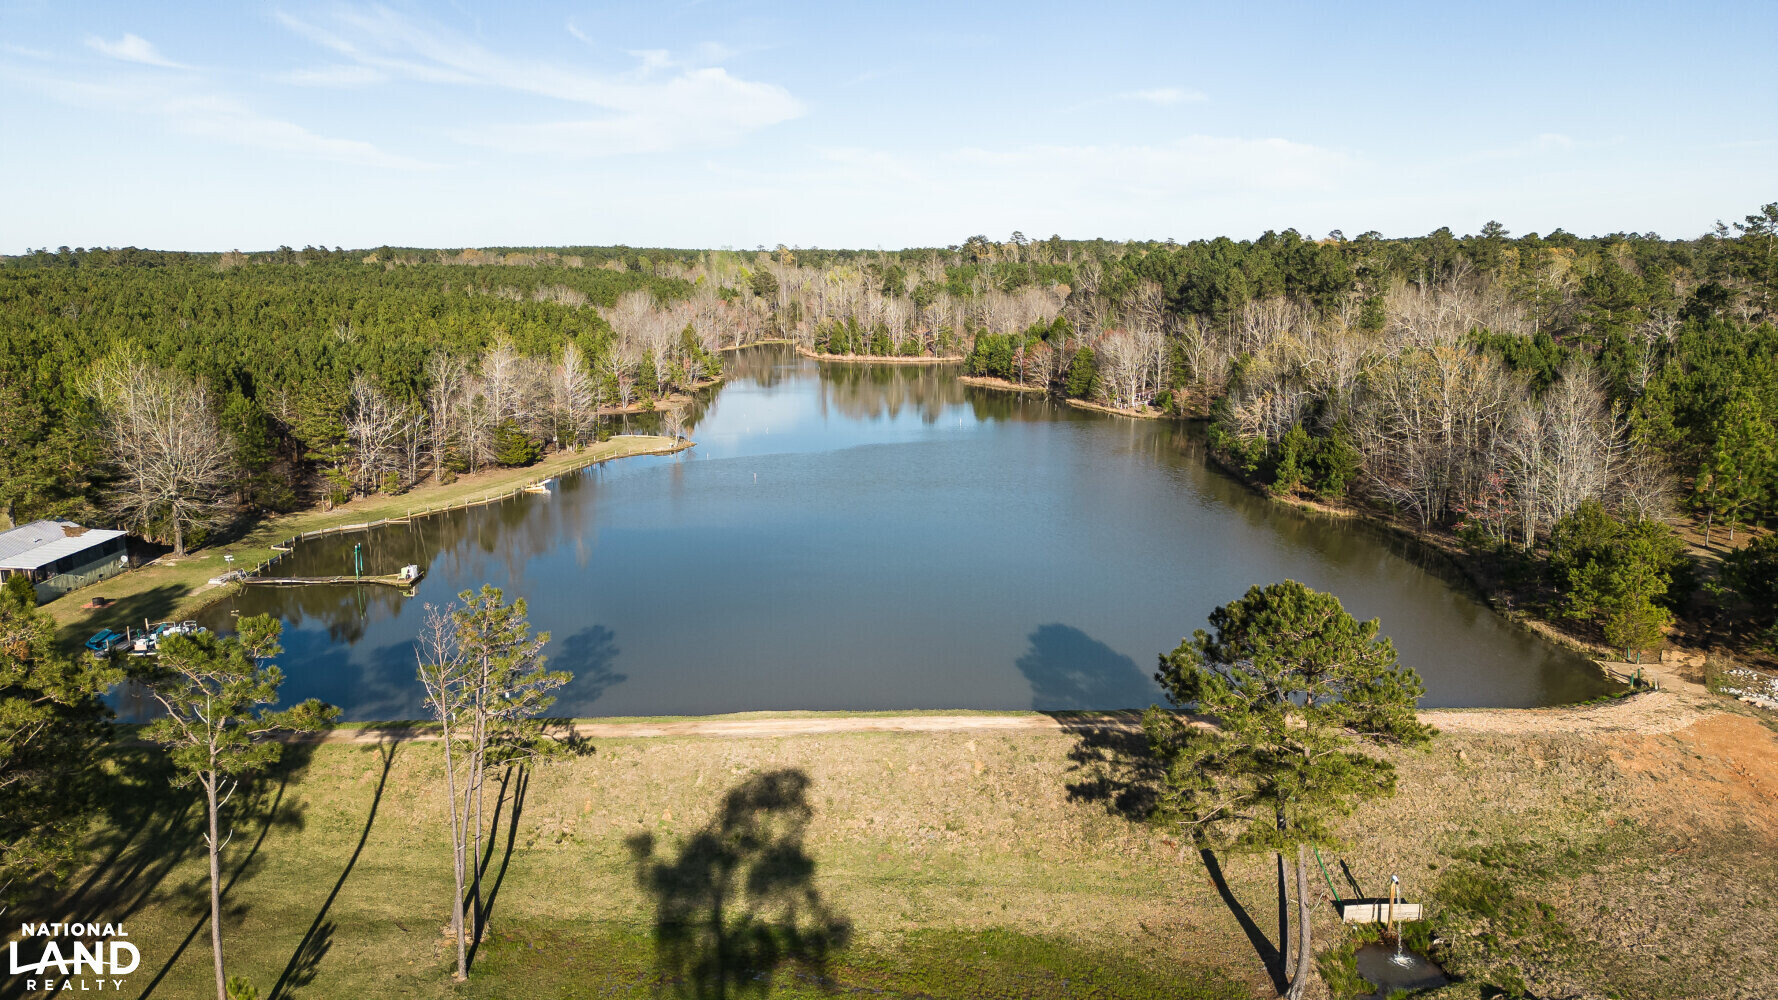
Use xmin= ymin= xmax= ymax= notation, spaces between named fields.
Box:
xmin=317 ymin=687 xmax=1742 ymax=744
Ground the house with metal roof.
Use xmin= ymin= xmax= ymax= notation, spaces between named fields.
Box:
xmin=0 ymin=520 xmax=130 ymax=602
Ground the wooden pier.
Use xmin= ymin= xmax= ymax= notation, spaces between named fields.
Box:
xmin=242 ymin=573 xmax=419 ymax=589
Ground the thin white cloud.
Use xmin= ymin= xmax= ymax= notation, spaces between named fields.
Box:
xmin=1122 ymin=87 xmax=1208 ymax=106
xmin=456 ymin=67 xmax=805 ymax=156
xmin=275 ymin=64 xmax=388 ymax=87
xmin=160 ymin=92 xmax=430 ymax=168
xmin=276 ymin=6 xmax=802 ymax=155
xmin=85 ymin=33 xmax=191 ymax=70
xmin=5 ymin=66 xmax=429 ymax=170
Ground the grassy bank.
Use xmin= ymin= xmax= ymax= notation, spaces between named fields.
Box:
xmin=720 ymin=337 xmax=793 ymax=352
xmin=958 ymin=374 xmax=1047 ymax=394
xmin=1064 ymin=397 xmax=1167 ymax=419
xmin=41 ymin=435 xmax=686 ymax=649
xmin=795 ymin=346 xmax=964 ymax=364
xmin=17 ymin=693 xmax=1775 ymax=999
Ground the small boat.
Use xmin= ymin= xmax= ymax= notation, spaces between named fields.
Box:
xmin=129 ymin=620 xmax=209 ymax=655
xmin=85 ymin=628 xmax=126 ymax=657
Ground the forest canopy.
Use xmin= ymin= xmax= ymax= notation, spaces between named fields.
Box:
xmin=2 ymin=208 xmax=1774 ymax=594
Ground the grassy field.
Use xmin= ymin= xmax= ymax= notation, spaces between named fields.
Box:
xmin=39 ymin=435 xmax=685 ymax=651
xmin=11 ymin=690 xmax=1776 ymax=1000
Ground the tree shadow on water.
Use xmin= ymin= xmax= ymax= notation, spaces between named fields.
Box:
xmin=553 ymin=625 xmax=628 ymax=714
xmin=1015 ymin=624 xmax=1160 ymax=711
xmin=628 ymin=770 xmax=851 ymax=998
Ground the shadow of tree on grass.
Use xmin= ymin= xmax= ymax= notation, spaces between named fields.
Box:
xmin=1054 ymin=709 xmax=1164 ymax=821
xmin=1055 ymin=712 xmax=1289 ymax=994
xmin=628 ymin=769 xmax=850 ymax=999
xmin=46 ymin=740 xmax=319 ymax=1000
xmin=268 ymin=740 xmax=400 ymax=999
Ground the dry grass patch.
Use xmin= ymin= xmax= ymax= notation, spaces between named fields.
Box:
xmin=24 ymin=699 xmax=1777 ymax=999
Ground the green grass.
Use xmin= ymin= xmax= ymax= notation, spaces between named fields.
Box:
xmin=41 ymin=435 xmax=683 ymax=650
xmin=20 ymin=709 xmax=1778 ymax=999
xmin=464 ymin=924 xmax=1245 ymax=999
xmin=25 ymin=728 xmax=1271 ymax=1000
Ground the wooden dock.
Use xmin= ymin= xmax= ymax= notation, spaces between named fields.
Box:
xmin=242 ymin=573 xmax=418 ymax=589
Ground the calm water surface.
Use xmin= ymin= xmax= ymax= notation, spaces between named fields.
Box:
xmin=155 ymin=347 xmax=1610 ymax=720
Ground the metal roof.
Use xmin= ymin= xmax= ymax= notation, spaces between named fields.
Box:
xmin=0 ymin=520 xmax=128 ymax=571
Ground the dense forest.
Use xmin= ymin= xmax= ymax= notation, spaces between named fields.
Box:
xmin=3 ymin=205 xmax=1775 ymax=653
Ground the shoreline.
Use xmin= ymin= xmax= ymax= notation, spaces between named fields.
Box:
xmin=1192 ymin=441 xmax=1668 ymax=675
xmin=170 ymin=685 xmax=1735 ymax=742
xmin=45 ymin=434 xmax=692 ymax=646
xmin=719 ymin=337 xmax=792 ymax=352
xmin=796 ymin=345 xmax=964 ymax=364
xmin=957 ymin=374 xmax=1046 ymax=394
xmin=596 ymin=376 xmax=723 ymax=416
xmin=69 ymin=678 xmax=1774 ymax=999
xmin=953 ymin=375 xmax=1171 ymax=419
xmin=1064 ymin=397 xmax=1167 ymax=420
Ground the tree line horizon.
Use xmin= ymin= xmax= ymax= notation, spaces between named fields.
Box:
xmin=1 ymin=205 xmax=1774 ymax=654
xmin=1 ymin=205 xmax=1776 ymax=998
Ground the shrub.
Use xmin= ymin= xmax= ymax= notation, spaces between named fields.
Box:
xmin=493 ymin=421 xmax=542 ymax=467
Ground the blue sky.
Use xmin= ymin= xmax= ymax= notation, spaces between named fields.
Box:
xmin=2 ymin=1 xmax=1773 ymax=251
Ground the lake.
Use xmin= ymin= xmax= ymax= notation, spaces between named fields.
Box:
xmin=163 ymin=346 xmax=1612 ymax=721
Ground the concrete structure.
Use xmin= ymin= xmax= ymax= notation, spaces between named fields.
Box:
xmin=0 ymin=520 xmax=129 ymax=602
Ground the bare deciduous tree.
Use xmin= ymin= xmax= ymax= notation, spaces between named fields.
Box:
xmin=346 ymin=374 xmax=407 ymax=493
xmin=599 ymin=346 xmax=639 ymax=411
xmin=551 ymin=342 xmax=598 ymax=448
xmin=86 ymin=355 xmax=236 ymax=556
xmin=425 ymin=352 xmax=469 ymax=480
